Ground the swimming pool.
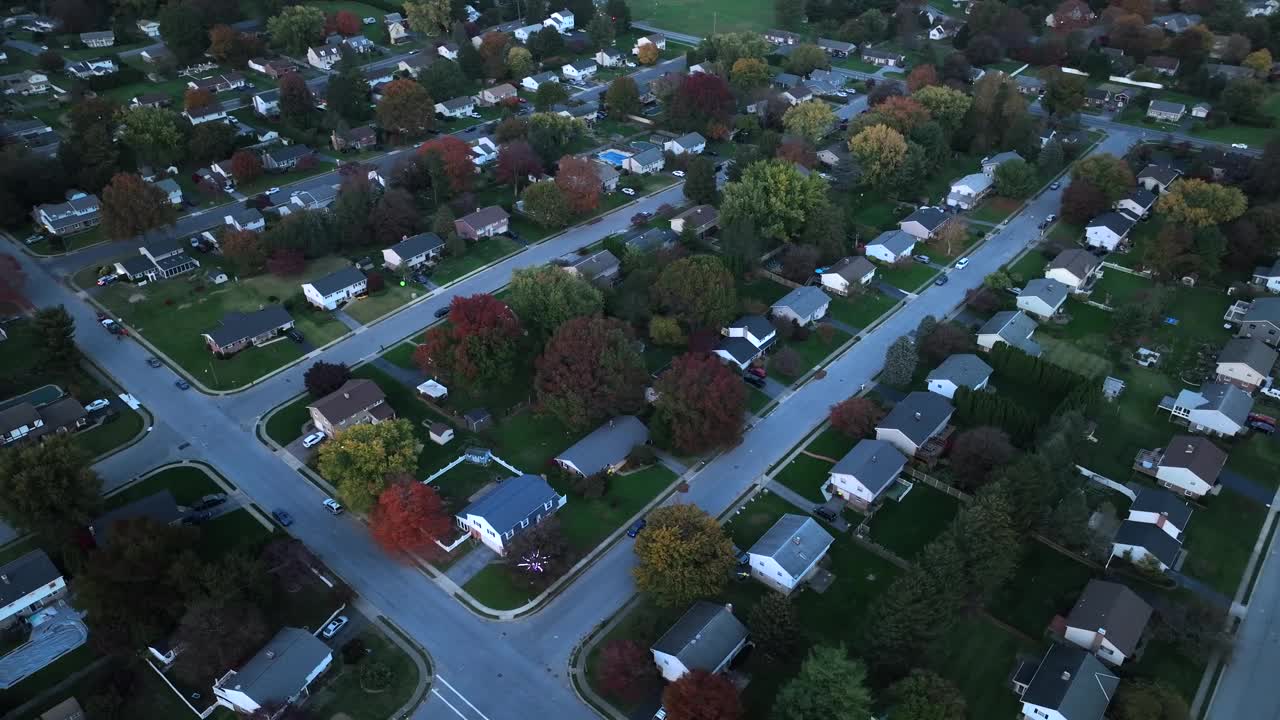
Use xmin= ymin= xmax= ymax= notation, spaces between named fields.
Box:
xmin=597 ymin=149 xmax=632 ymax=166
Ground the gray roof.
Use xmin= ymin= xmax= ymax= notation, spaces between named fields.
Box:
xmin=117 ymin=255 xmax=157 ymax=276
xmin=458 ymin=205 xmax=509 ymax=231
xmin=817 ymin=37 xmax=856 ymax=52
xmin=555 ymin=416 xmax=648 ymax=476
xmin=265 ymin=144 xmax=313 ymax=165
xmin=1130 ymin=487 xmax=1193 ymax=531
xmin=1088 ymin=211 xmax=1136 ymax=237
xmin=773 ymin=72 xmax=802 ymax=88
xmin=878 ymin=392 xmax=954 ymax=447
xmin=1015 ymin=74 xmax=1045 ymax=89
xmin=1153 ymin=12 xmax=1201 ymax=32
xmin=155 ymin=252 xmax=195 ymax=272
xmin=0 ymin=550 xmax=62 ymax=608
xmin=1123 ymin=187 xmax=1157 ymax=210
xmin=1138 ymin=164 xmax=1181 ymax=186
xmin=869 ymin=229 xmax=916 ymax=255
xmin=0 ymin=402 xmax=41 ymax=436
xmin=204 ymin=305 xmax=293 ymax=347
xmin=671 ymin=131 xmax=705 ymax=149
xmin=628 ymin=147 xmax=664 ymax=167
xmin=1114 ymin=520 xmax=1182 ymax=567
xmin=1195 ymin=382 xmax=1253 ymax=424
xmin=1206 ymin=63 xmax=1254 ymax=80
xmin=1244 ymin=297 xmax=1280 ymax=325
xmin=1065 ymin=580 xmax=1152 ymax=655
xmin=862 ymin=47 xmax=905 ymax=60
xmin=570 ymin=249 xmax=620 ymax=280
xmin=1021 ymin=644 xmax=1119 ymax=719
xmin=388 ymin=232 xmax=444 ymax=259
xmin=772 ymin=286 xmax=830 ymax=320
xmin=1022 ymin=278 xmax=1068 ymax=308
xmin=673 ymin=204 xmax=717 ymax=229
xmin=1048 ymin=249 xmax=1099 ymax=280
xmin=730 ymin=314 xmax=775 ymax=340
xmin=983 ymin=151 xmax=1023 ymax=168
xmin=566 ymin=58 xmax=596 ymax=71
xmin=225 ymin=627 xmax=331 ymax=705
xmin=154 ymin=178 xmax=181 ymax=196
xmin=831 ymin=439 xmax=908 ymax=495
xmin=1148 ymin=99 xmax=1185 ymax=115
xmin=1159 ymin=434 xmax=1227 ymax=483
xmin=91 ymin=491 xmax=184 ymax=544
xmin=141 ymin=236 xmax=181 ymax=258
xmin=748 ymin=514 xmax=834 ymax=578
xmin=901 ymin=206 xmax=948 ymax=232
xmin=439 ymin=96 xmax=475 ymax=111
xmin=461 ymin=474 xmax=563 ymax=535
xmin=528 ymin=71 xmax=558 ymax=84
xmin=979 ymin=310 xmax=1039 ymax=346
xmin=1218 ymin=337 xmax=1278 ymax=375
xmin=229 ymin=206 xmax=264 ymax=226
xmin=928 ymin=353 xmax=992 ymax=389
xmin=651 ymin=601 xmax=748 ymax=673
xmin=306 ymin=266 xmax=366 ymax=295
xmin=624 ymin=227 xmax=675 ymax=252
xmin=824 ymin=256 xmax=876 ymax=282
xmin=1254 ymin=259 xmax=1280 ymax=280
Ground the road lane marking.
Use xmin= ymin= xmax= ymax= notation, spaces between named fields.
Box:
xmin=430 ymin=689 xmax=470 ymax=719
xmin=436 ymin=675 xmax=493 ymax=720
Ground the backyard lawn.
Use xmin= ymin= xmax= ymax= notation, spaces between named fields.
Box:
xmin=989 ymin=542 xmax=1096 ymax=638
xmin=82 ymin=255 xmax=352 ymax=390
xmin=929 ymin=616 xmax=1038 ymax=719
xmin=868 ymin=484 xmax=962 ymax=559
xmin=1092 ymin=269 xmax=1153 ymax=307
xmin=827 ymin=290 xmax=898 ymax=330
xmin=1227 ymin=434 xmax=1280 ymax=492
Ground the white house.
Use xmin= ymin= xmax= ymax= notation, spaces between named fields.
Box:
xmin=623 ymin=148 xmax=665 ymax=175
xmin=1084 ymin=211 xmax=1138 ymax=251
xmin=669 ymin=204 xmax=718 ymax=235
xmin=820 ymin=256 xmax=876 ymax=295
xmin=746 ymin=515 xmax=834 ymax=593
xmin=651 ymin=602 xmax=748 ymax=682
xmin=456 ymin=474 xmax=567 ymax=555
xmin=865 ymin=229 xmax=916 ymax=264
xmin=1251 ymin=259 xmax=1280 ymax=293
xmin=664 ymin=131 xmax=706 ymax=155
xmin=633 ymin=33 xmax=666 ymax=55
xmin=521 ymin=71 xmax=559 ymax=92
xmin=435 ymin=95 xmax=476 ymax=118
xmin=307 ymin=45 xmax=343 ymax=71
xmin=66 ymin=58 xmax=117 ymax=79
xmin=253 ymin=89 xmax=280 ymax=117
xmin=926 ymin=353 xmax=992 ymax=400
xmin=301 ymin=267 xmax=367 ymax=310
xmin=469 ymin=136 xmax=499 ymax=166
xmin=976 ymin=310 xmax=1041 ymax=356
xmin=1115 ymin=188 xmax=1157 ymax=219
xmin=153 ymin=178 xmax=183 ymax=206
xmin=212 ymin=627 xmax=332 ymax=716
xmin=1137 ymin=164 xmax=1181 ymax=194
xmin=1045 ymin=249 xmax=1100 ymax=290
xmin=771 ymin=286 xmax=830 ymax=327
xmin=1013 ymin=645 xmax=1119 ymax=720
xmin=224 ymin=207 xmax=265 ymax=232
xmin=898 ymin=206 xmax=949 ymax=240
xmin=1112 ymin=519 xmax=1182 ymax=571
xmin=1063 ymin=580 xmax=1152 ymax=666
xmin=713 ymin=315 xmax=776 ymax=369
xmin=980 ymin=151 xmax=1023 ymax=176
xmin=437 ymin=42 xmax=460 ymax=60
xmin=514 ymin=23 xmax=545 ymax=42
xmin=595 ymin=48 xmax=624 ymax=67
xmin=478 ymin=83 xmax=518 ymax=106
xmin=1166 ymin=382 xmax=1252 ymax=437
xmin=137 ymin=18 xmax=161 ymax=37
xmin=828 ymin=439 xmax=908 ymax=509
xmin=1016 ymin=278 xmax=1069 ymax=320
xmin=184 ymin=103 xmax=229 ymax=125
xmin=1153 ymin=434 xmax=1227 ymax=497
xmin=33 ymin=192 xmax=100 ymax=235
xmin=383 ymin=232 xmax=444 ymax=270
xmin=875 ymin=391 xmax=954 ymax=457
xmin=0 ymin=550 xmax=66 ymax=628
xmin=545 ymin=9 xmax=575 ymax=32
xmin=561 ymin=58 xmax=597 ymax=82
xmin=80 ymin=30 xmax=115 ymax=47
xmin=1127 ymin=488 xmax=1193 ymax=540
xmin=554 ymin=415 xmax=648 ymax=477
xmin=1215 ymin=337 xmax=1277 ymax=392
xmin=946 ymin=172 xmax=993 ymax=210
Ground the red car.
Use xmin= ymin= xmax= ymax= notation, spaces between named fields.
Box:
xmin=748 ymin=366 xmax=767 ymax=379
xmin=517 ymin=97 xmax=528 ymax=104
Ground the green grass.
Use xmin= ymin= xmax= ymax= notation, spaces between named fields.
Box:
xmin=265 ymin=392 xmax=312 ymax=445
xmin=969 ymin=197 xmax=1022 ymax=224
xmin=431 ymin=236 xmax=522 ymax=285
xmin=989 ymin=542 xmax=1096 ymax=638
xmin=81 ymin=255 xmax=352 ymax=390
xmin=836 ymin=56 xmax=879 ymax=72
xmin=776 ymin=327 xmax=851 ymax=379
xmin=1128 ymin=637 xmax=1206 ymax=704
xmin=0 ymin=536 xmax=39 ymax=567
xmin=350 ymin=365 xmax=467 ymax=477
xmin=309 ymin=628 xmax=421 ymax=720
xmin=343 ymin=282 xmax=424 ymax=324
xmin=628 ymin=0 xmax=774 ymax=35
xmin=850 ymin=198 xmax=907 ymax=230
xmin=105 ymin=465 xmax=223 ymax=509
xmin=773 ymin=453 xmax=832 ymax=503
xmin=804 ymin=427 xmax=856 ymax=460
xmin=929 ymin=616 xmax=1037 ymax=719
xmin=1092 ymin=270 xmax=1153 ymax=307
xmin=1183 ymin=488 xmax=1267 ymax=596
xmin=738 ymin=276 xmax=790 ymax=306
xmin=1227 ymin=434 xmax=1280 ymax=492
xmin=747 ymin=387 xmax=773 ymax=414
xmin=1046 ymin=300 xmax=1114 ymax=344
xmin=236 ymin=165 xmax=332 ymax=197
xmin=484 ymin=409 xmax=580 ymax=473
xmin=551 ymin=465 xmax=677 ymax=551
xmin=726 ymin=491 xmax=798 ymax=549
xmin=76 ymin=406 xmax=145 ymax=457
xmin=869 ymin=484 xmax=962 ymax=560
xmin=877 ymin=260 xmax=939 ymax=291
xmin=195 ymin=509 xmax=275 ymax=560
xmin=826 ymin=290 xmax=897 ymax=330
xmin=920 ymin=153 xmax=982 ymax=205
xmin=464 ymin=563 xmax=533 ymax=609
xmin=382 ymin=341 xmax=418 ymax=370
xmin=1005 ymin=249 xmax=1051 ymax=284
xmin=430 ymin=461 xmax=516 ymax=507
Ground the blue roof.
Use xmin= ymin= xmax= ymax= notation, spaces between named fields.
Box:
xmin=460 ymin=474 xmax=564 ymax=535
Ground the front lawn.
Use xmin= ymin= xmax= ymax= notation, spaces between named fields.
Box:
xmin=868 ymin=484 xmax=962 ymax=559
xmin=309 ymin=628 xmax=422 ymax=720
xmin=464 ymin=563 xmax=534 ymax=610
xmin=969 ymin=197 xmax=1022 ymax=224
xmin=827 ymin=290 xmax=898 ymax=330
xmin=1227 ymin=434 xmax=1280 ymax=492
xmin=550 ymin=465 xmax=677 ymax=550
xmin=877 ymin=260 xmax=939 ymax=291
xmin=265 ymin=392 xmax=312 ymax=446
xmin=106 ymin=464 xmax=224 ymax=510
xmin=430 ymin=236 xmax=522 ymax=285
xmin=1182 ymin=488 xmax=1267 ymax=597
xmin=343 ymin=282 xmax=424 ymax=324
xmin=776 ymin=327 xmax=852 ymax=379
xmin=195 ymin=509 xmax=276 ymax=560
xmin=726 ymin=491 xmax=798 ymax=549
xmin=772 ymin=453 xmax=832 ymax=503
xmin=1005 ymin=249 xmax=1051 ymax=284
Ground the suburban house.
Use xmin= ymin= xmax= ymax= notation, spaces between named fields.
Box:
xmin=861 ymin=47 xmax=906 ymax=67
xmin=383 ymin=232 xmax=445 ymax=271
xmin=152 ymin=178 xmax=182 ymax=206
xmin=202 ymin=306 xmax=295 ymax=356
xmin=1253 ymin=259 xmax=1280 ymax=293
xmin=926 ymin=353 xmax=992 ymax=400
xmin=827 ymin=439 xmax=908 ymax=509
xmin=1165 ymin=382 xmax=1252 ymax=436
xmin=1128 ymin=488 xmax=1193 ymax=540
xmin=388 ymin=18 xmax=410 ymax=43
xmin=455 ymin=206 xmax=510 ymax=240
xmin=1012 ymin=645 xmax=1119 ymax=720
xmin=89 ymin=491 xmax=184 ymax=546
xmin=946 ymin=172 xmax=993 ymax=210
xmin=248 ymin=57 xmax=295 ymax=78
xmin=1046 ymin=0 xmax=1095 ymax=26
xmin=456 ymin=474 xmax=567 ymax=555
xmin=1017 ymin=278 xmax=1069 ymax=320
xmin=436 ymin=43 xmax=459 ymax=60
xmin=251 ymin=89 xmax=280 ymax=117
xmin=553 ymin=415 xmax=648 ymax=477
xmin=1084 ymin=211 xmax=1138 ymax=251
xmin=1015 ymin=74 xmax=1045 ymax=96
xmin=521 ymin=71 xmax=559 ymax=91
xmin=301 ymin=267 xmax=367 ymax=310
xmin=33 ymin=192 xmax=100 ymax=235
xmin=478 ymin=83 xmax=518 ymax=106
xmin=623 ymin=148 xmax=665 ymax=174
xmin=650 ymin=602 xmax=748 ymax=682
xmin=307 ymin=45 xmax=342 ymax=70
xmin=981 ymin=151 xmax=1024 ymax=176
xmin=865 ymin=229 xmax=917 ymax=264
xmin=212 ymin=627 xmax=332 ymax=717
xmin=545 ymin=9 xmax=575 ymax=32
xmin=563 ymin=248 xmax=621 ymax=286
xmin=137 ymin=18 xmax=160 ymax=37
xmin=875 ymin=391 xmax=954 ymax=458
xmin=664 ymin=132 xmax=706 ymax=155
xmin=1206 ymin=63 xmax=1254 ymax=81
xmin=595 ymin=48 xmax=624 ymax=67
xmin=1234 ymin=297 xmax=1280 ymax=346
xmin=633 ymin=34 xmax=666 ymax=55
xmin=624 ymin=227 xmax=677 ymax=253
xmin=1145 ymin=55 xmax=1181 ymax=75
xmin=928 ymin=18 xmax=962 ymax=39
xmin=307 ymin=379 xmax=394 ymax=438
xmin=0 ymin=398 xmax=87 ymax=445
xmin=771 ymin=286 xmax=831 ymax=327
xmin=746 ymin=514 xmax=834 ymax=593
xmin=1116 ymin=188 xmax=1157 ymax=218
xmin=714 ymin=315 xmax=776 ymax=369
xmin=1215 ymin=337 xmax=1277 ymax=391
xmin=114 ymin=238 xmax=200 ymax=282
xmin=66 ymin=59 xmax=118 ymax=79
xmin=1192 ymin=102 xmax=1211 ymax=118
xmin=1045 ymin=249 xmax=1100 ymax=290
xmin=263 ymin=145 xmax=313 ymax=171
xmin=561 ymin=59 xmax=597 ymax=82
xmin=1146 ymin=99 xmax=1186 ymax=122
xmin=184 ymin=102 xmax=229 ymax=125
xmin=188 ymin=73 xmax=247 ymax=93
xmin=764 ymin=29 xmax=802 ymax=45
xmin=331 ymin=125 xmax=377 ymax=152
xmin=820 ymin=256 xmax=876 ymax=295
xmin=817 ymin=37 xmax=856 ymax=56
xmin=1149 ymin=434 xmax=1228 ymax=497
xmin=1153 ymin=12 xmax=1202 ymax=32
xmin=0 ymin=550 xmax=67 ymax=628
xmin=977 ymin=310 xmax=1042 ymax=356
xmin=669 ymin=205 xmax=718 ymax=235
xmin=899 ymin=206 xmax=949 ymax=240
xmin=80 ymin=30 xmax=114 ymax=47
xmin=1138 ymin=165 xmax=1182 ymax=194
xmin=434 ymin=96 xmax=477 ymax=119
xmin=399 ymin=54 xmax=434 ymax=76
xmin=552 ymin=101 xmax=600 ymax=124
xmin=781 ymin=85 xmax=814 ymax=105
xmin=224 ymin=207 xmax=265 ymax=232
xmin=0 ymin=70 xmax=51 ymax=96
xmin=1112 ymin=517 xmax=1183 ymax=572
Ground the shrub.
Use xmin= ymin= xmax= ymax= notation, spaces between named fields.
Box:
xmin=359 ymin=660 xmax=393 ymax=692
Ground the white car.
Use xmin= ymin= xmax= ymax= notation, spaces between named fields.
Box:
xmin=1045 ymin=214 xmax=1057 ymax=224
xmin=955 ymin=257 xmax=969 ymax=269
xmin=302 ymin=432 xmax=326 ymax=448
xmin=84 ymin=399 xmax=109 ymax=412
xmin=672 ymin=170 xmax=685 ymax=177
xmin=362 ymin=16 xmax=375 ymax=24
xmin=621 ymin=187 xmax=636 ymax=195
xmin=322 ymin=615 xmax=349 ymax=638
xmin=1232 ymin=143 xmax=1248 ymax=149
xmin=323 ymin=498 xmax=344 ymax=515
xmin=266 ymin=187 xmax=280 ymax=195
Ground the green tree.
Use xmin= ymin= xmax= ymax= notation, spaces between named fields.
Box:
xmin=882 ymin=335 xmax=917 ymax=387
xmin=535 ymin=316 xmax=648 ymax=431
xmin=33 ymin=305 xmax=79 ymax=373
xmin=886 ymin=670 xmax=967 ymax=720
xmin=707 ymin=31 xmax=771 ymax=68
xmin=266 ymin=5 xmax=324 ymax=55
xmin=1037 ymin=140 xmax=1065 ymax=175
xmin=652 ymin=255 xmax=737 ymax=328
xmin=506 ymin=46 xmax=534 ymax=79
xmin=316 ymin=419 xmax=418 ymax=511
xmin=773 ymin=645 xmax=872 ymax=720
xmin=1155 ymin=178 xmax=1248 ymax=228
xmin=632 ymin=504 xmax=735 ymax=607
xmin=953 ymin=483 xmax=1021 ymax=602
xmin=1042 ymin=68 xmax=1087 ymax=116
xmin=911 ymin=85 xmax=971 ymax=133
xmin=1071 ymin=154 xmax=1135 ymax=203
xmin=648 ymin=315 xmax=686 ymax=346
xmin=326 ymin=66 xmax=373 ymax=125
xmin=0 ymin=435 xmax=100 ymax=543
xmin=159 ymin=2 xmax=209 ymax=63
xmin=526 ymin=113 xmax=586 ymax=164
xmin=683 ymin=156 xmax=718 ymax=206
xmin=720 ymin=159 xmax=829 ymax=243
xmin=730 ymin=57 xmax=770 ymax=92
xmin=376 ymin=79 xmax=434 ymax=138
xmin=422 ymin=59 xmax=471 ymax=101
xmin=604 ymin=76 xmax=641 ymax=116
xmin=720 ymin=214 xmax=763 ymax=278
xmin=1221 ymin=78 xmax=1267 ymax=123
xmin=534 ymin=80 xmax=570 ymax=110
xmin=586 ymin=14 xmax=615 ymax=49
xmin=605 ymin=0 xmax=631 ymax=29
xmin=119 ymin=106 xmax=187 ymax=167
xmin=101 ymin=173 xmax=176 ymax=240
xmin=507 ymin=265 xmax=604 ymax=341
xmin=993 ymin=159 xmax=1038 ymax=198
xmin=848 ymin=124 xmax=908 ymax=192
xmin=749 ymin=592 xmax=801 ymax=661
xmin=783 ymin=101 xmax=836 ymax=143
xmin=784 ymin=43 xmax=830 ymax=76
xmin=1114 ymin=680 xmax=1189 ymax=720
xmin=405 ymin=0 xmax=452 ymax=34
xmin=521 ymin=180 xmax=571 ymax=228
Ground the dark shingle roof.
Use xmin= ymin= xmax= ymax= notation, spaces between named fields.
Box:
xmin=831 ymin=439 xmax=907 ymax=495
xmin=878 ymin=392 xmax=954 ymax=446
xmin=927 ymin=354 xmax=992 ymax=389
xmin=387 ymin=232 xmax=444 ymax=259
xmin=1048 ymin=249 xmax=1099 ymax=279
xmin=555 ymin=416 xmax=648 ymax=476
xmin=306 ymin=266 xmax=366 ymax=296
xmin=901 ymin=206 xmax=949 ymax=232
xmin=1158 ymin=434 xmax=1227 ymax=483
xmin=1218 ymin=337 xmax=1278 ymax=375
xmin=1130 ymin=487 xmax=1193 ymax=531
xmin=1065 ymin=580 xmax=1153 ymax=655
xmin=204 ymin=305 xmax=293 ymax=348
xmin=824 ymin=256 xmax=876 ymax=282
xmin=1114 ymin=520 xmax=1182 ymax=567
xmin=0 ymin=550 xmax=62 ymax=608
xmin=651 ymin=602 xmax=747 ymax=673
xmin=308 ymin=379 xmax=385 ymax=426
xmin=748 ymin=514 xmax=834 ymax=577
xmin=1021 ymin=645 xmax=1119 ymax=719
xmin=224 ymin=628 xmax=331 ymax=705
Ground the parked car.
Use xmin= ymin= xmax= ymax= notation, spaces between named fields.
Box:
xmin=146 ymin=357 xmax=162 ymax=368
xmin=24 ymin=235 xmax=41 ymax=245
xmin=1045 ymin=214 xmax=1057 ymax=224
xmin=672 ymin=170 xmax=685 ymax=177
xmin=322 ymin=616 xmax=349 ymax=638
xmin=621 ymin=187 xmax=636 ymax=195
xmin=1249 ymin=420 xmax=1276 ymax=434
xmin=913 ymin=254 xmax=931 ymax=264
xmin=174 ymin=379 xmax=191 ymax=390
xmin=195 ymin=493 xmax=227 ymax=510
xmin=96 ymin=275 xmax=116 ymax=286
xmin=1007 ymin=287 xmax=1022 ymax=296
xmin=1232 ymin=143 xmax=1249 ymax=149
xmin=286 ymin=328 xmax=304 ymax=343
xmin=434 ymin=306 xmax=451 ymax=319
xmin=100 ymin=318 xmax=117 ymax=330
xmin=626 ymin=518 xmax=647 ymax=538
xmin=302 ymin=432 xmax=326 ymax=448
xmin=813 ymin=506 xmax=838 ymax=522
xmin=272 ymin=509 xmax=294 ymax=526
xmin=181 ymin=510 xmax=213 ymax=526
xmin=189 ymin=237 xmax=200 ymax=248
xmin=323 ymin=498 xmax=344 ymax=515
xmin=743 ymin=373 xmax=766 ymax=388
xmin=955 ymin=257 xmax=969 ymax=269
xmin=84 ymin=399 xmax=109 ymax=412
xmin=747 ymin=366 xmax=767 ymax=379
xmin=1050 ymin=181 xmax=1061 ymax=190
xmin=934 ymin=275 xmax=949 ymax=286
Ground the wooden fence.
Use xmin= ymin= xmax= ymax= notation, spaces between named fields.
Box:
xmin=903 ymin=467 xmax=973 ymax=503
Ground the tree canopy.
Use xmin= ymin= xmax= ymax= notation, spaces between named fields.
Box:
xmin=316 ymin=419 xmax=419 ymax=511
xmin=720 ymin=159 xmax=829 ymax=243
xmin=534 ymin=316 xmax=648 ymax=431
xmin=652 ymin=352 xmax=746 ymax=454
xmin=633 ymin=504 xmax=736 ymax=607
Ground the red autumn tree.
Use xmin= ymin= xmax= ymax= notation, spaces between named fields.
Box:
xmin=230 ymin=149 xmax=263 ymax=183
xmin=266 ymin=248 xmax=306 ymax=276
xmin=877 ymin=96 xmax=931 ymax=134
xmin=906 ymin=64 xmax=939 ymax=91
xmin=534 ymin=317 xmax=648 ymax=431
xmin=668 ymin=73 xmax=735 ymax=133
xmin=652 ymin=353 xmax=746 ymax=455
xmin=413 ymin=294 xmax=523 ymax=386
xmin=367 ymin=271 xmax=385 ymax=292
xmin=598 ymin=639 xmax=659 ymax=703
xmin=949 ymin=426 xmax=1017 ymax=490
xmin=418 ymin=136 xmax=476 ymax=194
xmin=184 ymin=87 xmax=215 ymax=112
xmin=776 ymin=138 xmax=816 ymax=168
xmin=101 ymin=173 xmax=176 ymax=240
xmin=370 ymin=482 xmax=454 ymax=557
xmin=662 ymin=670 xmax=742 ymax=720
xmin=0 ymin=253 xmax=30 ymax=311
xmin=333 ymin=10 xmax=361 ymax=35
xmin=496 ymin=140 xmax=543 ymax=201
xmin=1060 ymin=179 xmax=1109 ymax=225
xmin=829 ymin=396 xmax=884 ymax=439
xmin=554 ymin=155 xmax=601 ymax=215
xmin=220 ymin=229 xmax=264 ymax=274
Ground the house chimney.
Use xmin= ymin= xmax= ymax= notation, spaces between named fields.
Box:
xmin=914 ymin=411 xmax=922 ymax=421
xmin=1060 ymin=671 xmax=1072 ymax=681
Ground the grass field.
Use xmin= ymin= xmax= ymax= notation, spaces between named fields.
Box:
xmin=628 ymin=0 xmax=775 ymax=35
xmin=989 ymin=542 xmax=1095 ymax=638
xmin=878 ymin=260 xmax=939 ymax=291
xmin=827 ymin=290 xmax=898 ymax=330
xmin=106 ymin=464 xmax=224 ymax=509
xmin=431 ymin=236 xmax=522 ymax=285
xmin=969 ymin=197 xmax=1022 ymax=224
xmin=549 ymin=465 xmax=677 ymax=550
xmin=1006 ymin=249 xmax=1051 ymax=284
xmin=930 ymin=616 xmax=1038 ymax=718
xmin=773 ymin=453 xmax=832 ymax=502
xmin=1183 ymin=488 xmax=1267 ymax=596
xmin=343 ymin=282 xmax=425 ymax=324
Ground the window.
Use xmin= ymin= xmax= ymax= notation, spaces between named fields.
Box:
xmin=520 ymin=519 xmax=529 ymax=529
xmin=504 ymin=530 xmax=513 ymax=539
